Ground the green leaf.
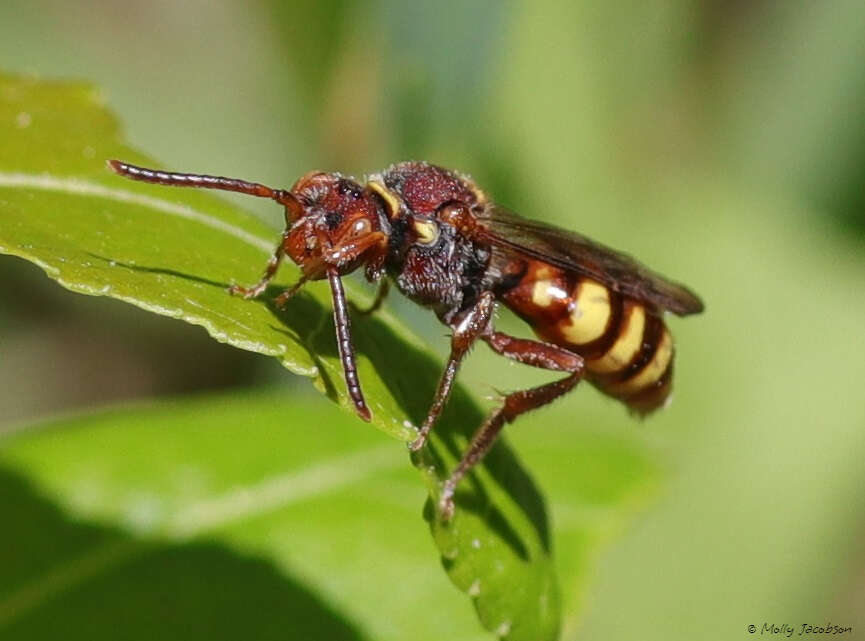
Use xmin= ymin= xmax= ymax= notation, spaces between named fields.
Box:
xmin=0 ymin=393 xmax=462 ymax=641
xmin=0 ymin=71 xmax=562 ymax=638
xmin=0 ymin=390 xmax=660 ymax=641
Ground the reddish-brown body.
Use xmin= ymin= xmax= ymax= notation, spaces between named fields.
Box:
xmin=379 ymin=163 xmax=679 ymax=415
xmin=108 ymin=158 xmax=702 ymax=518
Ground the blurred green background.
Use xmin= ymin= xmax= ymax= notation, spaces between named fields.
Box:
xmin=1 ymin=1 xmax=864 ymax=639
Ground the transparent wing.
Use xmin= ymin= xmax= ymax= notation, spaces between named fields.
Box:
xmin=476 ymin=204 xmax=704 ymax=316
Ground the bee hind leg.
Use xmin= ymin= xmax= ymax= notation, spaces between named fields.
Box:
xmin=438 ymin=333 xmax=584 ymax=519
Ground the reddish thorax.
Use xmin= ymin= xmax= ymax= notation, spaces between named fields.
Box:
xmin=384 ymin=162 xmax=480 ymax=215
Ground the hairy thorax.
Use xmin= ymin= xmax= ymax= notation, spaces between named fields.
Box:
xmin=388 ymin=221 xmax=491 ymax=323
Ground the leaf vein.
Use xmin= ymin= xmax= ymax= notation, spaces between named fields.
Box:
xmin=166 ymin=444 xmax=401 ymax=538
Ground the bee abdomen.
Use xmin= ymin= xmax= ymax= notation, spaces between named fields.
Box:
xmin=588 ymin=306 xmax=674 ymax=414
xmin=500 ymin=263 xmax=675 ymax=413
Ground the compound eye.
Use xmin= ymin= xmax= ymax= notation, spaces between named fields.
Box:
xmin=412 ymin=218 xmax=440 ymax=246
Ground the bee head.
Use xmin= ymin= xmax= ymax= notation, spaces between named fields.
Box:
xmin=284 ymin=172 xmax=386 ymax=277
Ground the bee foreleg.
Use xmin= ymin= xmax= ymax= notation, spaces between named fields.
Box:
xmin=273 ymin=275 xmax=309 ymax=309
xmin=438 ymin=334 xmax=584 ymax=519
xmin=409 ymin=291 xmax=496 ymax=452
xmin=228 ymin=239 xmax=285 ymax=300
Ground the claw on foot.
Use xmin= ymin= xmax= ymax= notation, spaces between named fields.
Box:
xmin=228 ymin=284 xmax=261 ymax=300
xmin=408 ymin=434 xmax=426 ymax=452
xmin=438 ymin=493 xmax=455 ymax=521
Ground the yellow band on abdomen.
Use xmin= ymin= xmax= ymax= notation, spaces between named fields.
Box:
xmin=588 ymin=304 xmax=646 ymax=373
xmin=560 ymin=279 xmax=611 ymax=345
xmin=607 ymin=328 xmax=673 ymax=396
xmin=531 ymin=279 xmax=570 ymax=308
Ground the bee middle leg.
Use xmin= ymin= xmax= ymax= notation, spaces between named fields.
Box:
xmin=409 ymin=291 xmax=496 ymax=452
xmin=438 ymin=333 xmax=585 ymax=519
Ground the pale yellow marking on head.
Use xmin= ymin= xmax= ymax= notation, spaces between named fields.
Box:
xmin=413 ymin=218 xmax=439 ymax=245
xmin=531 ymin=279 xmax=569 ymax=308
xmin=367 ymin=180 xmax=401 ymax=218
xmin=588 ymin=305 xmax=646 ymax=373
xmin=560 ymin=280 xmax=611 ymax=345
xmin=608 ymin=328 xmax=673 ymax=396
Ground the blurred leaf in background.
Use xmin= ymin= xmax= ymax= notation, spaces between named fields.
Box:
xmin=1 ymin=0 xmax=865 ymax=640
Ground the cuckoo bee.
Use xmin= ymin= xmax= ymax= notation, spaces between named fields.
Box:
xmin=108 ymin=159 xmax=704 ymax=518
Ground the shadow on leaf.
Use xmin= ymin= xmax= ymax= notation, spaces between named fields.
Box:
xmin=0 ymin=466 xmax=368 ymax=641
xmin=93 ymin=259 xmax=552 ymax=570
xmin=264 ymin=284 xmax=552 ymax=557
